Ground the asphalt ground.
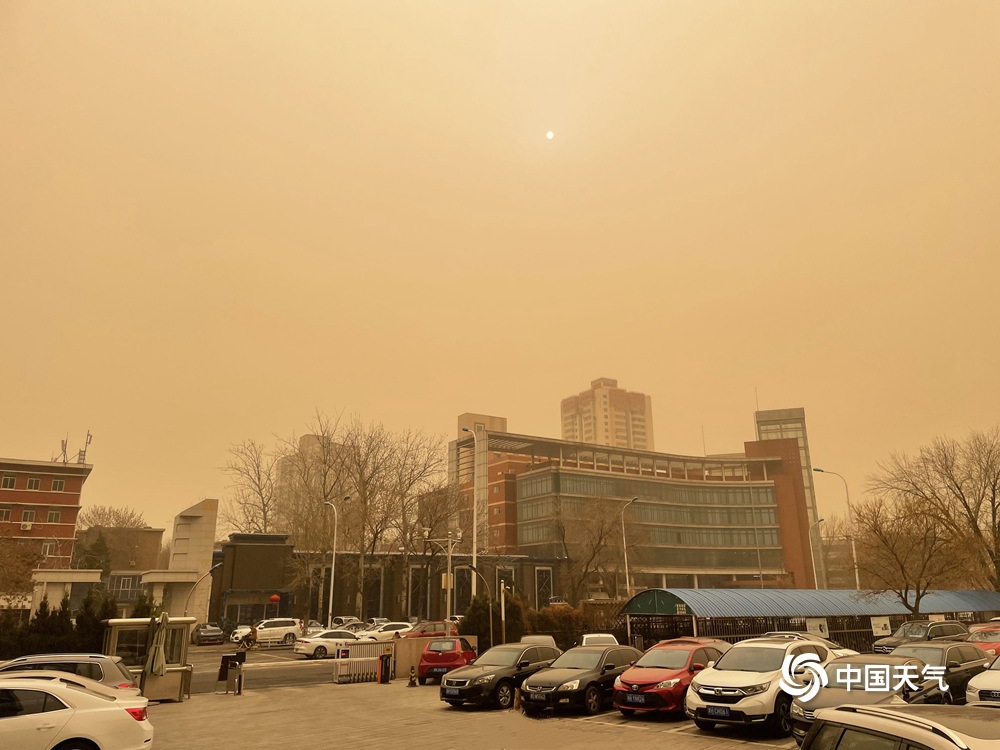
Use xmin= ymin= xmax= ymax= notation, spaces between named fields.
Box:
xmin=154 ymin=670 xmax=797 ymax=750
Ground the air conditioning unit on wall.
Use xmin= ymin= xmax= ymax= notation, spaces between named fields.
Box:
xmin=20 ymin=522 xmax=32 ymax=530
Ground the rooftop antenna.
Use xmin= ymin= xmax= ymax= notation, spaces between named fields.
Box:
xmin=76 ymin=431 xmax=93 ymax=464
xmin=701 ymin=425 xmax=707 ymax=456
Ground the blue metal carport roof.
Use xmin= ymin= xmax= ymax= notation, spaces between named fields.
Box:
xmin=620 ymin=589 xmax=1000 ymax=619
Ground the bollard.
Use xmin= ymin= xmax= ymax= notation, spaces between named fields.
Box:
xmin=407 ymin=666 xmax=417 ymax=688
xmin=513 ymin=685 xmax=521 ymax=711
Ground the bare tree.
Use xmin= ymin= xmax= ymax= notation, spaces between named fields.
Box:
xmin=868 ymin=427 xmax=1000 ymax=590
xmin=852 ymin=493 xmax=970 ymax=614
xmin=77 ymin=505 xmax=147 ymax=530
xmin=555 ymin=497 xmax=628 ymax=605
xmin=220 ymin=439 xmax=280 ymax=534
xmin=0 ymin=531 xmax=42 ymax=599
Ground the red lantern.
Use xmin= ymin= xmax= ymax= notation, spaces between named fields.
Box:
xmin=269 ymin=594 xmax=280 ymax=604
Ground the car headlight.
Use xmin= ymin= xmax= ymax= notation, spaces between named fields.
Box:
xmin=691 ymin=679 xmax=702 ymax=692
xmin=790 ymin=702 xmax=805 ymax=718
xmin=473 ymin=674 xmax=494 ymax=685
xmin=613 ymin=676 xmax=623 ymax=689
xmin=558 ymin=680 xmax=580 ymax=691
xmin=654 ymin=679 xmax=680 ymax=689
xmin=743 ymin=681 xmax=771 ymax=696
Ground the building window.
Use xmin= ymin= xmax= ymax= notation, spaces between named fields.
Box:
xmin=51 ymin=479 xmax=65 ymax=492
xmin=492 ymin=486 xmax=499 ymax=494
xmin=0 ymin=508 xmax=9 ymax=522
xmin=535 ymin=567 xmax=553 ymax=609
xmin=22 ymin=509 xmax=36 ymax=523
xmin=42 ymin=540 xmax=57 ymax=557
xmin=492 ymin=507 xmax=500 ymax=516
xmin=1 ymin=476 xmax=14 ymax=489
xmin=48 ymin=510 xmax=61 ymax=524
xmin=27 ymin=477 xmax=40 ymax=490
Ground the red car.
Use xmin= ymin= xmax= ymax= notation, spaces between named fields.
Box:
xmin=612 ymin=638 xmax=731 ymax=716
xmin=966 ymin=627 xmax=1000 ymax=656
xmin=418 ymin=638 xmax=477 ymax=684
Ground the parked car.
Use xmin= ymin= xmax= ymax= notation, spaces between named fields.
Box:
xmin=255 ymin=618 xmax=304 ymax=645
xmin=302 ymin=620 xmax=326 ymax=635
xmin=762 ymin=631 xmax=859 ymax=658
xmin=332 ymin=616 xmax=361 ymax=628
xmin=230 ymin=624 xmax=253 ymax=643
xmin=418 ymin=638 xmax=478 ymax=684
xmin=447 ymin=615 xmax=464 ymax=623
xmin=613 ymin=638 xmax=730 ymax=717
xmin=578 ymin=633 xmax=619 ymax=646
xmin=342 ymin=621 xmax=369 ymax=633
xmin=361 ymin=622 xmax=413 ymax=641
xmin=520 ymin=644 xmax=643 ymax=716
xmin=873 ymin=620 xmax=968 ymax=653
xmin=968 ymin=618 xmax=1000 ymax=633
xmin=685 ymin=637 xmax=836 ymax=737
xmin=0 ymin=654 xmax=140 ymax=695
xmin=789 ymin=653 xmax=945 ymax=745
xmin=890 ymin=641 xmax=991 ymax=702
xmin=293 ymin=629 xmax=360 ymax=659
xmin=404 ymin=620 xmax=459 ymax=639
xmin=0 ymin=674 xmax=153 ymax=749
xmin=964 ymin=628 xmax=1000 ymax=657
xmin=801 ymin=704 xmax=1000 ymax=750
xmin=440 ymin=642 xmax=561 ymax=709
xmin=965 ymin=647 xmax=1000 ymax=703
xmin=366 ymin=617 xmax=389 ymax=627
xmin=191 ymin=622 xmax=225 ymax=645
xmin=519 ymin=635 xmax=559 ymax=648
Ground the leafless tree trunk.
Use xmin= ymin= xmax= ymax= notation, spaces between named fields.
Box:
xmin=220 ymin=439 xmax=280 ymax=534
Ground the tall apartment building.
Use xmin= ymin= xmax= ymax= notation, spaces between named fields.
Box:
xmin=561 ymin=378 xmax=654 ymax=450
xmin=0 ymin=457 xmax=93 ymax=570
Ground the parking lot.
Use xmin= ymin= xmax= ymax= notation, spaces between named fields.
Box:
xmin=151 ymin=677 xmax=796 ymax=750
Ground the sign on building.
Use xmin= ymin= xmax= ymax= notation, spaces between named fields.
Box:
xmin=871 ymin=616 xmax=891 ymax=636
xmin=806 ymin=618 xmax=829 ymax=637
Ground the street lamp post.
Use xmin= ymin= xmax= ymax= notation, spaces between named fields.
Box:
xmin=323 ymin=495 xmax=351 ymax=628
xmin=808 ymin=518 xmax=825 ymax=590
xmin=813 ymin=468 xmax=861 ymax=589
xmin=461 ymin=427 xmax=481 ymax=598
xmin=467 ymin=564 xmax=494 ymax=648
xmin=621 ymin=497 xmax=636 ymax=599
xmin=424 ymin=529 xmax=462 ymax=621
xmin=499 ymin=579 xmax=507 ymax=644
xmin=183 ymin=562 xmax=223 ymax=617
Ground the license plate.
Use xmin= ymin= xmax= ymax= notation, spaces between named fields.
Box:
xmin=625 ymin=693 xmax=646 ymax=704
xmin=445 ymin=688 xmax=460 ymax=696
xmin=430 ymin=667 xmax=447 ymax=673
xmin=706 ymin=706 xmax=731 ymax=718
xmin=531 ymin=694 xmax=547 ymax=701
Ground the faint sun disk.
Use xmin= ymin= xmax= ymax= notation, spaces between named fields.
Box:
xmin=546 ymin=131 xmax=554 ymax=140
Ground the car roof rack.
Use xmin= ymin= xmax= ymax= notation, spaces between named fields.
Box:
xmin=832 ymin=706 xmax=970 ymax=749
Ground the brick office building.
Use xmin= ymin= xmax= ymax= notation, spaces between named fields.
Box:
xmin=0 ymin=457 xmax=93 ymax=568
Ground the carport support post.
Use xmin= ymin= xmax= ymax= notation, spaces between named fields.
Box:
xmin=691 ymin=615 xmax=698 ymax=637
xmin=626 ymin=614 xmax=632 ymax=647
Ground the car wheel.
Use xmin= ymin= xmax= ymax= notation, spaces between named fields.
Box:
xmin=767 ymin=695 xmax=793 ymax=737
xmin=694 ymin=719 xmax=716 ymax=731
xmin=418 ymin=676 xmax=427 ymax=685
xmin=313 ymin=646 xmax=327 ymax=659
xmin=495 ymin=680 xmax=514 ymax=710
xmin=619 ymin=708 xmax=635 ymax=718
xmin=53 ymin=743 xmax=98 ymax=750
xmin=583 ymin=685 xmax=602 ymax=715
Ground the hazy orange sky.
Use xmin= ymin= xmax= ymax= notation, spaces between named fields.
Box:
xmin=3 ymin=2 xmax=998 ymax=534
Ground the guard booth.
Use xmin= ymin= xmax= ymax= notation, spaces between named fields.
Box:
xmin=103 ymin=616 xmax=196 ymax=702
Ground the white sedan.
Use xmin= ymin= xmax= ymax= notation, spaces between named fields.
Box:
xmin=293 ymin=630 xmax=360 ymax=659
xmin=0 ymin=674 xmax=153 ymax=750
xmin=360 ymin=622 xmax=414 ymax=641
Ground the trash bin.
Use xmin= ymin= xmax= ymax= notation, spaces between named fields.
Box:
xmin=226 ymin=661 xmax=244 ymax=695
xmin=378 ymin=647 xmax=392 ymax=684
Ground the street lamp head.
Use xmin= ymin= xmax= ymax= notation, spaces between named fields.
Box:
xmin=813 ymin=467 xmax=825 ymax=473
xmin=462 ymin=427 xmax=471 ymax=433
xmin=209 ymin=562 xmax=223 ymax=572
xmin=343 ymin=495 xmax=351 ymax=502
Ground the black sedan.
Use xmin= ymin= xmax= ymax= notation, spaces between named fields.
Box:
xmin=889 ymin=642 xmax=991 ymax=702
xmin=440 ymin=642 xmax=561 ymax=709
xmin=520 ymin=645 xmax=643 ymax=716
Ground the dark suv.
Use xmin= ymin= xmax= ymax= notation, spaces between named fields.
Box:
xmin=440 ymin=642 xmax=561 ymax=709
xmin=873 ymin=620 xmax=968 ymax=654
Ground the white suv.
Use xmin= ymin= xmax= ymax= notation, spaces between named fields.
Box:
xmin=255 ymin=618 xmax=303 ymax=645
xmin=685 ymin=637 xmax=833 ymax=737
xmin=804 ymin=704 xmax=1000 ymax=749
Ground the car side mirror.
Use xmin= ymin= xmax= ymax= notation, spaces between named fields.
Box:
xmin=629 ymin=660 xmax=636 ymax=667
xmin=706 ymin=660 xmax=716 ymax=668
xmin=602 ymin=663 xmax=615 ymax=673
xmin=518 ymin=661 xmax=530 ymax=670
xmin=690 ymin=663 xmax=705 ymax=672
xmin=946 ymin=660 xmax=961 ymax=670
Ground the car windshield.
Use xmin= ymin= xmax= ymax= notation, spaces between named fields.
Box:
xmin=474 ymin=648 xmax=522 ymax=667
xmin=634 ymin=649 xmax=689 ymax=669
xmin=893 ymin=623 xmax=929 ymax=638
xmin=968 ymin=631 xmax=1000 ymax=643
xmin=428 ymin=641 xmax=457 ymax=652
xmin=890 ymin=647 xmax=944 ymax=667
xmin=712 ymin=647 xmax=786 ymax=672
xmin=550 ymin=651 xmax=603 ymax=670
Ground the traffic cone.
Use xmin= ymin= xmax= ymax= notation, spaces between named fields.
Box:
xmin=407 ymin=667 xmax=417 ymax=688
